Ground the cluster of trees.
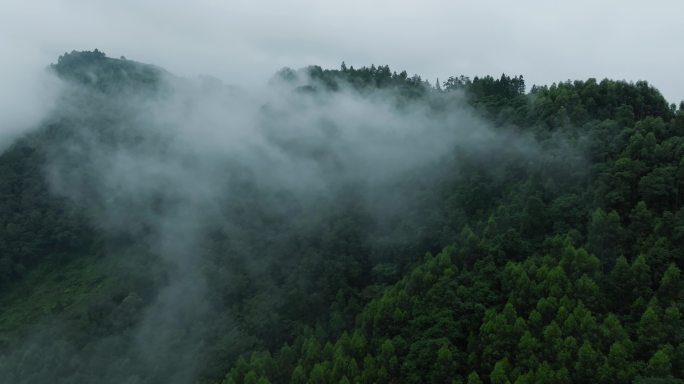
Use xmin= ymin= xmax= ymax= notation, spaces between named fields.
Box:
xmin=52 ymin=49 xmax=164 ymax=93
xmin=219 ymin=66 xmax=684 ymax=383
xmin=0 ymin=49 xmax=164 ymax=288
xmin=0 ymin=138 xmax=96 ymax=287
xmin=0 ymin=51 xmax=683 ymax=383
xmin=0 ymin=52 xmax=453 ymax=382
xmin=224 ymin=243 xmax=684 ymax=383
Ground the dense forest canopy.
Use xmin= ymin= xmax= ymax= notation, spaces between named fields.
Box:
xmin=0 ymin=50 xmax=683 ymax=384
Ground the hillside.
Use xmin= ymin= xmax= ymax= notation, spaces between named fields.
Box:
xmin=0 ymin=50 xmax=683 ymax=384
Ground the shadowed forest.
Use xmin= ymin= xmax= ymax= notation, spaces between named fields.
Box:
xmin=1 ymin=50 xmax=684 ymax=384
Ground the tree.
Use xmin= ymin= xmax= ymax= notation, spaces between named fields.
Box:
xmin=658 ymin=264 xmax=683 ymax=302
xmin=587 ymin=209 xmax=623 ymax=266
xmin=631 ymin=254 xmax=653 ymax=300
xmin=644 ymin=349 xmax=673 ymax=378
xmin=516 ymin=331 xmax=540 ymax=371
xmin=598 ymin=342 xmax=635 ymax=383
xmin=575 ymin=340 xmax=602 ymax=382
xmin=534 ymin=362 xmax=556 ymax=384
xmin=291 ymin=365 xmax=307 ymax=384
xmin=607 ymin=256 xmax=633 ymax=310
xmin=639 ymin=167 xmax=678 ymax=210
xmin=466 ymin=372 xmax=483 ymax=384
xmin=490 ymin=358 xmax=511 ymax=384
xmin=638 ymin=305 xmax=664 ymax=357
xmin=630 ymin=201 xmax=654 ymax=242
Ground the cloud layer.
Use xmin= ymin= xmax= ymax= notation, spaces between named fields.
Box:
xmin=1 ymin=0 xmax=682 ymax=103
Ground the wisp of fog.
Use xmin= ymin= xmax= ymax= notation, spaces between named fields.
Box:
xmin=0 ymin=55 xmax=574 ymax=384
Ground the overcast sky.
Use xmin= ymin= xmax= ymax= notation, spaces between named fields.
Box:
xmin=2 ymin=0 xmax=683 ymax=103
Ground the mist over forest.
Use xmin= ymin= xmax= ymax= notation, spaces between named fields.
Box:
xmin=0 ymin=48 xmax=683 ymax=384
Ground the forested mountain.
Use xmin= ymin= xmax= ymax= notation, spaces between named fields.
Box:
xmin=0 ymin=50 xmax=683 ymax=384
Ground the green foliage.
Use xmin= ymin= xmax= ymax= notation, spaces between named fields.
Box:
xmin=2 ymin=51 xmax=684 ymax=383
xmin=215 ymin=60 xmax=684 ymax=383
xmin=0 ymin=138 xmax=98 ymax=288
xmin=51 ymin=49 xmax=164 ymax=93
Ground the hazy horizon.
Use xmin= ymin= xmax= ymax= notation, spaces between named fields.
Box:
xmin=1 ymin=0 xmax=683 ymax=103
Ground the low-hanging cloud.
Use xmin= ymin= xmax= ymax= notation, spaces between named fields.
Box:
xmin=0 ymin=55 xmax=582 ymax=384
xmin=0 ymin=41 xmax=63 ymax=151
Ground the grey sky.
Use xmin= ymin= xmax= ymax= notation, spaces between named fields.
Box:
xmin=2 ymin=0 xmax=683 ymax=103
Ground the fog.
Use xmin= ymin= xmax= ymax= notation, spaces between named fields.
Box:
xmin=1 ymin=1 xmax=682 ymax=102
xmin=0 ymin=42 xmax=63 ymax=150
xmin=0 ymin=2 xmax=680 ymax=382
xmin=0 ymin=52 xmax=576 ymax=383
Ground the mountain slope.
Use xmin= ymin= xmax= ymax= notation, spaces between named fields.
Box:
xmin=0 ymin=51 xmax=682 ymax=384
